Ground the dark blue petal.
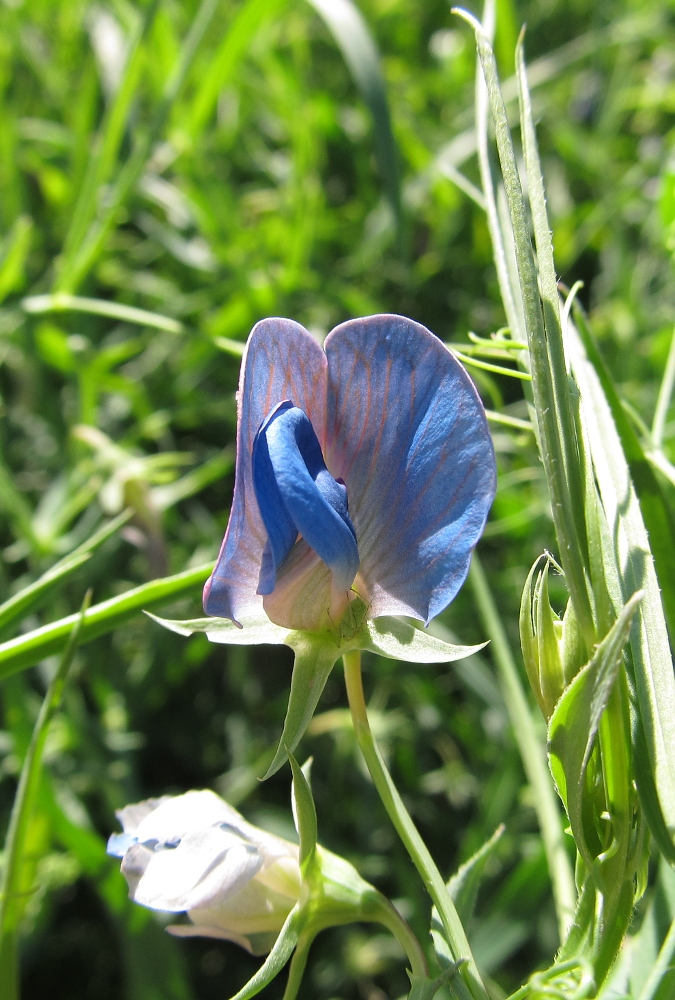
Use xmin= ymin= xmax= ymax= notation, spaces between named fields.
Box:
xmin=324 ymin=315 xmax=496 ymax=624
xmin=253 ymin=401 xmax=359 ymax=595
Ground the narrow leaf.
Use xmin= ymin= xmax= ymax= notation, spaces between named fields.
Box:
xmin=447 ymin=824 xmax=505 ymax=925
xmin=568 ymin=320 xmax=675 ymax=848
xmin=0 ymin=511 xmax=131 ymax=640
xmin=0 ymin=563 xmax=214 ymax=680
xmin=306 ymin=0 xmax=400 ymax=222
xmin=23 ymin=293 xmax=183 ymax=333
xmin=548 ymin=591 xmax=642 ymax=865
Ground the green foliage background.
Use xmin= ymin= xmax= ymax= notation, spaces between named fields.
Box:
xmin=1 ymin=0 xmax=675 ymax=996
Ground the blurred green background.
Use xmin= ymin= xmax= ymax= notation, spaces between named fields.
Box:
xmin=1 ymin=0 xmax=675 ymax=996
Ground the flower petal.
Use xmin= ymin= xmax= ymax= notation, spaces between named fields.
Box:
xmin=128 ymin=828 xmax=263 ymax=912
xmin=324 ymin=314 xmax=496 ymax=623
xmin=203 ymin=319 xmax=327 ymax=624
xmin=253 ymin=402 xmax=358 ymax=594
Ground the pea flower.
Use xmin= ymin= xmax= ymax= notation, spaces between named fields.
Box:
xmin=203 ymin=314 xmax=496 ymax=633
xmin=107 ymin=789 xmax=300 ymax=955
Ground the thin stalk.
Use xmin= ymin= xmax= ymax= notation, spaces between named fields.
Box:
xmin=366 ymin=894 xmax=427 ymax=980
xmin=0 ymin=595 xmax=90 ymax=1000
xmin=342 ymin=650 xmax=488 ymax=1000
xmin=468 ymin=555 xmax=577 ymax=940
xmin=652 ymin=323 xmax=675 ymax=448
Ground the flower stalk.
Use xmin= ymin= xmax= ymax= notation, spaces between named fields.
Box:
xmin=342 ymin=649 xmax=488 ymax=1000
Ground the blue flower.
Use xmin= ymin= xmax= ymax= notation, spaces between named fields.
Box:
xmin=204 ymin=314 xmax=496 ymax=632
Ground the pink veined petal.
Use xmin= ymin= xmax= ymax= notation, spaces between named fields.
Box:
xmin=203 ymin=319 xmax=328 ymax=624
xmin=324 ymin=314 xmax=496 ymax=624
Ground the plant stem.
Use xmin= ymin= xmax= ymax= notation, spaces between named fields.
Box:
xmin=366 ymin=893 xmax=427 ymax=980
xmin=652 ymin=323 xmax=675 ymax=448
xmin=468 ymin=555 xmax=577 ymax=941
xmin=343 ymin=650 xmax=488 ymax=1000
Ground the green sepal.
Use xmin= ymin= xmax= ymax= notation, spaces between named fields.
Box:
xmin=548 ymin=591 xmax=642 ymax=867
xmin=153 ymin=608 xmax=485 ymax=780
xmin=227 ymin=906 xmax=302 ymax=1000
xmin=288 ymin=753 xmax=318 ymax=870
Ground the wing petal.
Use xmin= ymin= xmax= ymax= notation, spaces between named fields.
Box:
xmin=203 ymin=319 xmax=327 ymax=623
xmin=324 ymin=315 xmax=496 ymax=624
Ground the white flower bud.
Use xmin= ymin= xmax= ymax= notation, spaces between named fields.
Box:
xmin=108 ymin=790 xmax=300 ymax=955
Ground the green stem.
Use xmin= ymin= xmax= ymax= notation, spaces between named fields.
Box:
xmin=652 ymin=323 xmax=675 ymax=447
xmin=343 ymin=650 xmax=488 ymax=1000
xmin=468 ymin=555 xmax=577 ymax=941
xmin=365 ymin=892 xmax=427 ymax=980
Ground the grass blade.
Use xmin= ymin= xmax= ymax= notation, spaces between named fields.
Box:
xmin=0 ymin=594 xmax=90 ymax=1000
xmin=23 ymin=294 xmax=183 ymax=334
xmin=0 ymin=563 xmax=214 ymax=680
xmin=306 ymin=0 xmax=401 ymax=224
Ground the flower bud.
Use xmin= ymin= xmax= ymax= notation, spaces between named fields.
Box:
xmin=107 ymin=790 xmax=300 ymax=955
xmin=520 ymin=555 xmax=586 ymax=719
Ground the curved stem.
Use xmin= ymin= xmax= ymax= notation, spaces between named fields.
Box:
xmin=364 ymin=891 xmax=427 ymax=980
xmin=343 ymin=650 xmax=488 ymax=1000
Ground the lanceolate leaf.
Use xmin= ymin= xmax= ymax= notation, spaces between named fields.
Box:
xmin=362 ymin=617 xmax=487 ymax=663
xmin=568 ymin=322 xmax=675 ymax=849
xmin=548 ymin=591 xmax=642 ymax=866
xmin=573 ymin=300 xmax=675 ymax=645
xmin=228 ymin=907 xmax=301 ymax=1000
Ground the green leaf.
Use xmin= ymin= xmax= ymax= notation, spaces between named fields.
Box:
xmin=548 ymin=591 xmax=642 ymax=866
xmin=0 ymin=563 xmax=214 ymax=680
xmin=568 ymin=320 xmax=675 ymax=849
xmin=23 ymin=293 xmax=183 ymax=334
xmin=0 ymin=594 xmax=89 ymax=993
xmin=228 ymin=907 xmax=301 ymax=1000
xmin=430 ymin=826 xmax=504 ymax=972
xmin=573 ymin=300 xmax=675 ymax=646
xmin=263 ymin=634 xmax=340 ymax=779
xmin=288 ymin=753 xmax=318 ymax=870
xmin=188 ymin=0 xmax=288 ymax=138
xmin=0 ymin=216 xmax=32 ymax=305
xmin=362 ymin=617 xmax=487 ymax=663
xmin=306 ymin=0 xmax=401 ymax=223
xmin=0 ymin=511 xmax=131 ymax=640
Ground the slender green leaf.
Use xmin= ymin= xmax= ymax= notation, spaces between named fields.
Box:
xmin=447 ymin=825 xmax=505 ymax=925
xmin=573 ymin=302 xmax=675 ymax=645
xmin=288 ymin=752 xmax=318 ymax=869
xmin=548 ymin=591 xmax=642 ymax=867
xmin=188 ymin=0 xmax=288 ymax=138
xmin=306 ymin=0 xmax=400 ymax=222
xmin=568 ymin=321 xmax=675 ymax=848
xmin=0 ymin=563 xmax=214 ymax=680
xmin=0 ymin=594 xmax=89 ymax=997
xmin=23 ymin=294 xmax=184 ymax=333
xmin=0 ymin=511 xmax=131 ymax=640
xmin=0 ymin=216 xmax=32 ymax=305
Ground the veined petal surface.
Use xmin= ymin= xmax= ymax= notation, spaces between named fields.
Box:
xmin=203 ymin=319 xmax=327 ymax=624
xmin=324 ymin=315 xmax=496 ymax=623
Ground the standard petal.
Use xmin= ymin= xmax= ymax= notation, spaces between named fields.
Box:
xmin=133 ymin=789 xmax=235 ymax=845
xmin=324 ymin=315 xmax=496 ymax=623
xmin=203 ymin=319 xmax=327 ymax=624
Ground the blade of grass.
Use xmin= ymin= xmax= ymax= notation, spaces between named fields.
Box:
xmin=54 ymin=0 xmax=220 ymax=294
xmin=652 ymin=324 xmax=675 ymax=449
xmin=306 ymin=0 xmax=401 ymax=225
xmin=57 ymin=2 xmax=159 ymax=278
xmin=0 ymin=511 xmax=131 ymax=640
xmin=0 ymin=563 xmax=214 ymax=680
xmin=23 ymin=294 xmax=183 ymax=334
xmin=188 ymin=0 xmax=288 ymax=139
xmin=0 ymin=593 xmax=91 ymax=1000
xmin=469 ymin=553 xmax=576 ymax=942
